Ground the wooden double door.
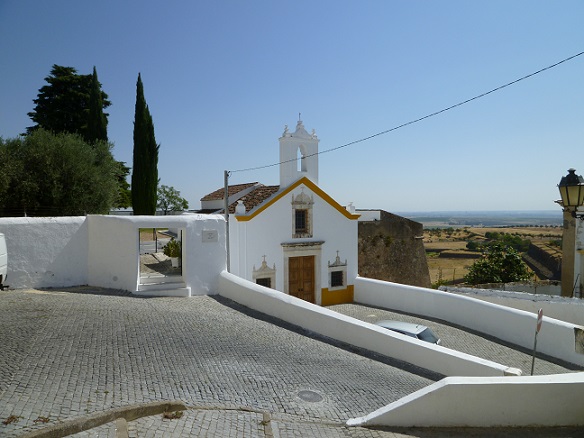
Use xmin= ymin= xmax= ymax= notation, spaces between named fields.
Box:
xmin=288 ymin=255 xmax=315 ymax=303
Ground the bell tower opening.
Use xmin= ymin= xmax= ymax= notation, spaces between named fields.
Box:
xmin=297 ymin=146 xmax=303 ymax=173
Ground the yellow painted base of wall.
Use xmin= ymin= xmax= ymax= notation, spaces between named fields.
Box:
xmin=321 ymin=285 xmax=354 ymax=306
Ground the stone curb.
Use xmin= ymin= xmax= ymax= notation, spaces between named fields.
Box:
xmin=19 ymin=400 xmax=186 ymax=438
xmin=115 ymin=418 xmax=128 ymax=438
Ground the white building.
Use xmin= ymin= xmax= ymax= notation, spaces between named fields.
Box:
xmin=200 ymin=120 xmax=359 ymax=305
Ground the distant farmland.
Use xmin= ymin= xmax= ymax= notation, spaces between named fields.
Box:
xmin=423 ymin=225 xmax=562 ymax=287
xmin=400 ymin=210 xmax=562 ymax=228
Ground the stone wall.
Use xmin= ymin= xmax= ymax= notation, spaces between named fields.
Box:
xmin=358 ymin=210 xmax=431 ymax=288
xmin=524 ymin=241 xmax=561 ymax=280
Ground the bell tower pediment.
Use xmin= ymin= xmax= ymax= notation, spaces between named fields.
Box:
xmin=279 ymin=119 xmax=319 ymax=188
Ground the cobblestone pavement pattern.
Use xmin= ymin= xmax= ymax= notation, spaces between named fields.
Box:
xmin=0 ymin=288 xmax=581 ymax=437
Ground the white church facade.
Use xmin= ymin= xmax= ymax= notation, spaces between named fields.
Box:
xmin=200 ymin=120 xmax=359 ymax=305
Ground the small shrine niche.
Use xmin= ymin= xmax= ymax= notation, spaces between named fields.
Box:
xmin=253 ymin=255 xmax=276 ymax=288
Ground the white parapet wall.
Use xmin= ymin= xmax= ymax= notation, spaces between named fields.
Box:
xmin=0 ymin=214 xmax=227 ymax=296
xmin=218 ymin=271 xmax=521 ymax=377
xmin=0 ymin=216 xmax=89 ymax=289
xmin=87 ymin=214 xmax=227 ymax=295
xmin=355 ymin=277 xmax=584 ymax=367
xmin=442 ymin=285 xmax=584 ymax=326
xmin=347 ymin=372 xmax=584 ymax=427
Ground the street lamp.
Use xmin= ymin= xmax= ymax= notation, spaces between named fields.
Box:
xmin=557 ymin=168 xmax=584 ymax=217
xmin=557 ymin=168 xmax=584 ymax=298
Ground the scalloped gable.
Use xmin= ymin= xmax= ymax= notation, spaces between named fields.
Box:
xmin=235 ymin=177 xmax=360 ymax=222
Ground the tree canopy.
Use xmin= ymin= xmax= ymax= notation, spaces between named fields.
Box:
xmin=157 ymin=185 xmax=189 ymax=215
xmin=86 ymin=66 xmax=108 ymax=144
xmin=27 ymin=64 xmax=110 ymax=138
xmin=131 ymin=73 xmax=159 ymax=215
xmin=463 ymin=243 xmax=531 ymax=285
xmin=466 ymin=232 xmax=531 ymax=253
xmin=0 ymin=130 xmax=119 ymax=216
xmin=26 ymin=64 xmax=131 ymax=209
xmin=115 ymin=161 xmax=132 ymax=209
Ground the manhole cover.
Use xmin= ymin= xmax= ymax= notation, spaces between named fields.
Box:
xmin=297 ymin=390 xmax=323 ymax=403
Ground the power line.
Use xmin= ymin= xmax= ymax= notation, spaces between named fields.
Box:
xmin=231 ymin=50 xmax=584 ymax=174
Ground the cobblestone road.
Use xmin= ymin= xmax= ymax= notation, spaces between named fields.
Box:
xmin=0 ymin=288 xmax=581 ymax=437
xmin=0 ymin=288 xmax=436 ymax=437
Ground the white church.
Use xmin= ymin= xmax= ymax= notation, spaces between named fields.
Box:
xmin=200 ymin=120 xmax=359 ymax=306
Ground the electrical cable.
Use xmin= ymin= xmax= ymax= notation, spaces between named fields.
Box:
xmin=230 ymin=51 xmax=584 ymax=174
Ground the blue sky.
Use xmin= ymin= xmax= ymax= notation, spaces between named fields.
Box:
xmin=1 ymin=1 xmax=583 ymax=212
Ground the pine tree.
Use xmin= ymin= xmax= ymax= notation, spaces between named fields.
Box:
xmin=27 ymin=64 xmax=110 ymax=137
xmin=131 ymin=73 xmax=159 ymax=215
xmin=85 ymin=66 xmax=108 ymax=144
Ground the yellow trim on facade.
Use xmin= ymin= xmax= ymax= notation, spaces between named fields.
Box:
xmin=321 ymin=284 xmax=354 ymax=306
xmin=235 ymin=177 xmax=360 ymax=222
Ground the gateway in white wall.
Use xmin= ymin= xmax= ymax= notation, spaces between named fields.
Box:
xmin=200 ymin=120 xmax=359 ymax=305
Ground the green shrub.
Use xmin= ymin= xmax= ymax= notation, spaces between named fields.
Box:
xmin=163 ymin=238 xmax=181 ymax=258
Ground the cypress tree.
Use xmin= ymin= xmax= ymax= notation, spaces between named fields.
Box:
xmin=86 ymin=66 xmax=108 ymax=144
xmin=131 ymin=73 xmax=159 ymax=215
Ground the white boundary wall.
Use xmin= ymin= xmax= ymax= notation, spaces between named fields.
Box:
xmin=442 ymin=285 xmax=584 ymax=326
xmin=0 ymin=217 xmax=89 ymax=289
xmin=355 ymin=277 xmax=584 ymax=367
xmin=348 ymin=372 xmax=584 ymax=427
xmin=218 ymin=271 xmax=521 ymax=377
xmin=0 ymin=215 xmax=226 ymax=295
xmin=87 ymin=214 xmax=226 ymax=295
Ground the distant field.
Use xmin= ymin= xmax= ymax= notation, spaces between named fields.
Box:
xmin=424 ymin=226 xmax=562 ymax=286
xmin=426 ymin=255 xmax=473 ymax=285
xmin=403 ymin=210 xmax=563 ymax=228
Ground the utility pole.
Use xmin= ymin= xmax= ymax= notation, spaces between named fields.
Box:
xmin=224 ymin=170 xmax=230 ymax=272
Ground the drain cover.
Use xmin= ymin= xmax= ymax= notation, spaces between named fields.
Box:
xmin=297 ymin=390 xmax=323 ymax=403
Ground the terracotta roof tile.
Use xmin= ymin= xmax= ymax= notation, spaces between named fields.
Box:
xmin=200 ymin=182 xmax=259 ymax=201
xmin=229 ymin=185 xmax=280 ymax=214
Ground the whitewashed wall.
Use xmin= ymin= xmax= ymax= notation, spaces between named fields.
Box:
xmin=348 ymin=373 xmax=584 ymax=427
xmin=218 ymin=271 xmax=520 ymax=377
xmin=220 ymin=271 xmax=584 ymax=427
xmin=356 ymin=210 xmax=381 ymax=222
xmin=87 ymin=214 xmax=226 ymax=295
xmin=0 ymin=214 xmax=227 ymax=295
xmin=230 ymin=181 xmax=358 ymax=303
xmin=355 ymin=277 xmax=584 ymax=367
xmin=442 ymin=285 xmax=584 ymax=326
xmin=87 ymin=215 xmax=138 ymax=292
xmin=0 ymin=217 xmax=88 ymax=289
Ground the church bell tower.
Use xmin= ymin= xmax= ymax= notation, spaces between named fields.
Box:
xmin=279 ymin=118 xmax=319 ymax=188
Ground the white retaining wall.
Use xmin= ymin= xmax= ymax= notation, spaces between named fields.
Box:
xmin=453 ymin=282 xmax=562 ymax=296
xmin=497 ymin=282 xmax=561 ymax=296
xmin=355 ymin=277 xmax=584 ymax=367
xmin=347 ymin=372 xmax=584 ymax=427
xmin=442 ymin=285 xmax=584 ymax=326
xmin=218 ymin=271 xmax=521 ymax=377
xmin=0 ymin=217 xmax=89 ymax=289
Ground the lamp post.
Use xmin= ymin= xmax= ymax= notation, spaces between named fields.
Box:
xmin=557 ymin=168 xmax=584 ymax=297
